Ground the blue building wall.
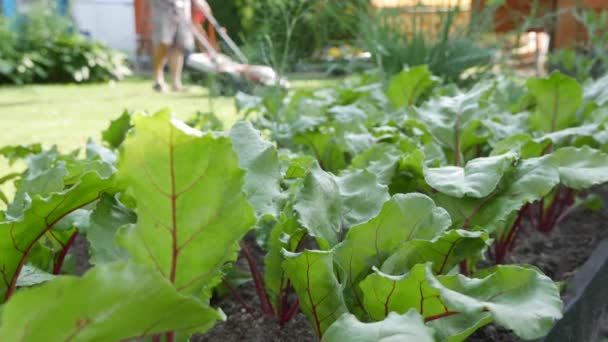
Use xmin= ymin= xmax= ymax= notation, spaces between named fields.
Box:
xmin=2 ymin=0 xmax=68 ymax=17
xmin=2 ymin=0 xmax=17 ymax=17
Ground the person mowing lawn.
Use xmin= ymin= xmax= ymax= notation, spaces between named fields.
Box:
xmin=151 ymin=0 xmax=212 ymax=92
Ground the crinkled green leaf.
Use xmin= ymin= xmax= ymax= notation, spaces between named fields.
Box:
xmin=0 ymin=143 xmax=42 ymax=166
xmin=350 ymin=144 xmax=401 ymax=185
xmin=117 ymin=111 xmax=256 ymax=298
xmin=101 ymin=110 xmax=132 ymax=149
xmin=491 ymin=134 xmax=548 ymax=158
xmin=359 ymin=264 xmax=450 ymax=321
xmin=264 ymin=212 xmax=305 ymax=310
xmin=0 ymin=262 xmax=223 ymax=341
xmin=185 ymin=111 xmax=224 ymax=131
xmin=358 ymin=264 xmax=492 ymax=341
xmin=6 ymin=149 xmax=68 ymax=219
xmin=428 ymin=311 xmax=492 ymax=342
xmin=412 ymin=82 xmax=492 ymax=163
xmin=15 ymin=265 xmax=55 ymax=288
xmin=538 ymin=124 xmax=600 ymax=147
xmin=527 ymin=72 xmax=582 ymax=133
xmin=86 ymin=138 xmax=116 ymax=165
xmin=293 ymin=130 xmax=348 ymax=173
xmin=547 ymin=146 xmax=608 ymax=190
xmin=230 ymin=121 xmax=282 ymax=218
xmin=282 ymin=152 xmax=316 ymax=180
xmin=282 ymin=250 xmax=348 ymax=337
xmin=86 ymin=194 xmax=136 ymax=265
xmin=381 ymin=229 xmax=490 ymax=275
xmin=0 ymin=169 xmax=114 ymax=301
xmin=424 ymin=153 xmax=517 ymax=198
xmin=334 ymin=194 xmax=451 ymax=311
xmin=294 ymin=165 xmax=389 ymax=248
xmin=322 ymin=310 xmax=435 ymax=342
xmin=387 ymin=65 xmax=439 ymax=108
xmin=428 ymin=265 xmax=563 ymax=340
xmin=434 ymin=156 xmax=560 ymax=233
xmin=584 ymin=73 xmax=608 ymax=106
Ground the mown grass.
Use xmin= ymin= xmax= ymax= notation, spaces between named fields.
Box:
xmin=0 ymin=74 xmax=338 ymax=150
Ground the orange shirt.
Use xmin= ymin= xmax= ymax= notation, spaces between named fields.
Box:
xmin=192 ymin=4 xmax=206 ymax=24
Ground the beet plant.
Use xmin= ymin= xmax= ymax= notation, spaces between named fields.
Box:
xmin=1 ymin=67 xmax=607 ymax=341
xmin=0 ymin=111 xmax=255 ymax=341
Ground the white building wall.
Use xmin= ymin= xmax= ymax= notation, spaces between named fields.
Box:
xmin=72 ymin=0 xmax=136 ymax=60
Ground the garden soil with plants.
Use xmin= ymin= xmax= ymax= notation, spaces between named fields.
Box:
xmin=196 ymin=187 xmax=608 ymax=342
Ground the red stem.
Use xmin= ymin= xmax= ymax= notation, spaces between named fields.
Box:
xmin=279 ymin=279 xmax=291 ymax=320
xmin=168 ymin=130 xmax=178 ymax=284
xmin=424 ymin=311 xmax=461 ymax=322
xmin=277 ymin=277 xmax=286 ymax=319
xmin=166 ymin=332 xmax=174 ymax=342
xmin=4 ymin=196 xmax=101 ymax=302
xmin=153 ymin=336 xmax=161 ymax=342
xmin=526 ymin=203 xmax=537 ymax=228
xmin=280 ymin=298 xmax=300 ymax=326
xmin=495 ymin=205 xmax=526 ymax=264
xmin=459 ymin=261 xmax=468 ymax=276
xmin=240 ymin=241 xmax=274 ymax=316
xmin=278 ymin=234 xmax=306 ymax=321
xmin=548 ymin=188 xmax=575 ymax=229
xmin=52 ymin=232 xmax=79 ymax=275
xmin=538 ymin=197 xmax=545 ymax=230
xmin=222 ymin=278 xmax=258 ymax=319
xmin=540 ymin=188 xmax=561 ymax=232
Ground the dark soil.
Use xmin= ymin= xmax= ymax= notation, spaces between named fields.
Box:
xmin=468 ymin=186 xmax=608 ymax=342
xmin=192 ymin=234 xmax=316 ymax=342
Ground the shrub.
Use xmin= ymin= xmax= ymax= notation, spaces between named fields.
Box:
xmin=0 ymin=9 xmax=130 ymax=85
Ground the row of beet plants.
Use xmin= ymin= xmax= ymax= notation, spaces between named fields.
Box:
xmin=0 ymin=68 xmax=606 ymax=341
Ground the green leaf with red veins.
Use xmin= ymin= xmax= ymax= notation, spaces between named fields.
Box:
xmin=412 ymin=82 xmax=492 ymax=164
xmin=381 ymin=229 xmax=490 ymax=275
xmin=116 ymin=111 xmax=255 ymax=299
xmin=547 ymin=146 xmax=608 ymax=190
xmin=359 ymin=264 xmax=451 ymax=322
xmin=322 ymin=310 xmax=436 ymax=342
xmin=282 ymin=249 xmax=348 ymax=338
xmin=264 ymin=211 xmax=305 ymax=310
xmin=387 ymin=65 xmax=439 ymax=108
xmin=428 ymin=265 xmax=563 ymax=340
xmin=527 ymin=72 xmax=582 ymax=133
xmin=424 ymin=153 xmax=518 ymax=198
xmin=0 ymin=169 xmax=114 ymax=302
xmin=0 ymin=262 xmax=223 ymax=341
xmin=359 ymin=263 xmax=492 ymax=341
xmin=294 ymin=165 xmax=389 ymax=249
xmin=334 ymin=194 xmax=451 ymax=312
xmin=433 ymin=156 xmax=560 ymax=233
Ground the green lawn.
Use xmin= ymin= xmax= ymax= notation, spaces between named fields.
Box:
xmin=0 ymin=74 xmax=337 ymax=151
xmin=0 ymin=74 xmax=339 ymax=204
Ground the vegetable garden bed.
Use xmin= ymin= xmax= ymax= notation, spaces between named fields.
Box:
xmin=191 ymin=186 xmax=608 ymax=342
xmin=1 ymin=67 xmax=608 ymax=341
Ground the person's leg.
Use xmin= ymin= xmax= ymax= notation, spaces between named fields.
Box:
xmin=169 ymin=21 xmax=193 ymax=92
xmin=153 ymin=43 xmax=169 ymax=89
xmin=168 ymin=47 xmax=185 ymax=91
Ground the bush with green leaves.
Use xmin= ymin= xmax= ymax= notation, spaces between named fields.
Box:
xmin=0 ymin=9 xmax=130 ymax=85
xmin=356 ymin=2 xmax=499 ymax=84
